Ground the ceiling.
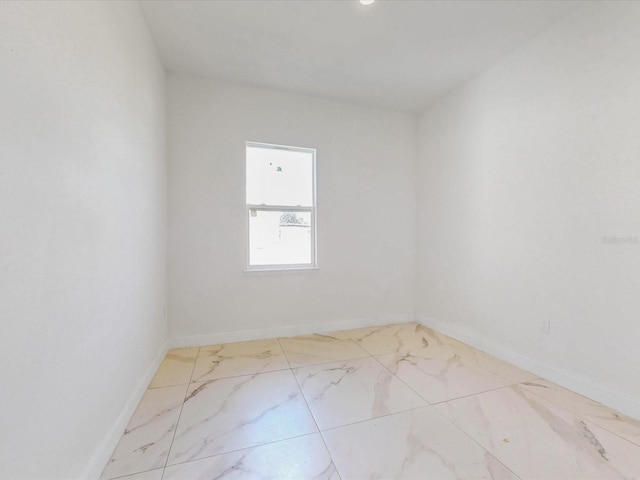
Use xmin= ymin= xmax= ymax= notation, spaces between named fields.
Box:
xmin=141 ymin=0 xmax=580 ymax=113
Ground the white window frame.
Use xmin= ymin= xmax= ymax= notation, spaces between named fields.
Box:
xmin=245 ymin=141 xmax=317 ymax=271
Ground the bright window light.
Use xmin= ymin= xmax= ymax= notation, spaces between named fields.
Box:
xmin=246 ymin=142 xmax=316 ymax=270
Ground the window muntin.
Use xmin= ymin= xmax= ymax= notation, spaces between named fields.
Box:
xmin=246 ymin=142 xmax=316 ymax=270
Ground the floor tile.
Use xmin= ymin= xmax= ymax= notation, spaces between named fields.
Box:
xmin=323 ymin=406 xmax=517 ymax=479
xmin=104 ymin=324 xmax=640 ymax=480
xmin=163 ymin=434 xmax=339 ymax=480
xmin=190 ymin=339 xmax=289 ymax=382
xmin=521 ymin=378 xmax=640 ymax=447
xmin=148 ymin=348 xmax=198 ymax=388
xmin=342 ymin=322 xmax=455 ymax=355
xmin=116 ymin=469 xmax=163 ymax=480
xmin=101 ymin=385 xmax=186 ymax=480
xmin=435 ymin=385 xmax=640 ymax=479
xmin=167 ymin=370 xmax=317 ymax=465
xmin=447 ymin=343 xmax=537 ymax=384
xmin=279 ymin=332 xmax=369 ymax=367
xmin=377 ymin=344 xmax=513 ymax=403
xmin=294 ymin=357 xmax=426 ymax=430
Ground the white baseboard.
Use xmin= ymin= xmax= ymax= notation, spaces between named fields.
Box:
xmin=81 ymin=339 xmax=170 ymax=480
xmin=169 ymin=313 xmax=416 ymax=349
xmin=417 ymin=315 xmax=640 ymax=421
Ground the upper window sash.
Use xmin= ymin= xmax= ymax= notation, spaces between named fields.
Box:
xmin=246 ymin=143 xmax=315 ymax=207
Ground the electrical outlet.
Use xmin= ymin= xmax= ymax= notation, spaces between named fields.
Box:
xmin=541 ymin=319 xmax=551 ymax=334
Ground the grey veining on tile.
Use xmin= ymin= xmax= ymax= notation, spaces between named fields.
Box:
xmin=148 ymin=347 xmax=198 ymax=388
xmin=279 ymin=332 xmax=369 ymax=367
xmin=377 ymin=344 xmax=514 ymax=403
xmin=294 ymin=357 xmax=426 ymax=430
xmin=103 ymin=323 xmax=640 ymax=480
xmin=343 ymin=322 xmax=457 ymax=356
xmin=436 ymin=385 xmax=640 ymax=479
xmin=163 ymin=434 xmax=339 ymax=480
xmin=323 ymin=406 xmax=518 ymax=479
xmin=191 ymin=339 xmax=289 ymax=382
xmin=521 ymin=378 xmax=640 ymax=447
xmin=100 ymin=385 xmax=186 ymax=480
xmin=167 ymin=370 xmax=317 ymax=465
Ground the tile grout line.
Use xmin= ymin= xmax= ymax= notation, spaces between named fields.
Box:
xmin=289 ymin=353 xmax=372 ymax=369
xmin=366 ymin=341 xmax=504 ymax=406
xmin=319 ymin=403 xmax=430 ymax=434
xmin=276 ymin=337 xmax=344 ymax=480
xmin=353 ymin=328 xmax=639 ymax=476
xmin=104 ymin=350 xmax=201 ymax=480
xmin=429 ymin=383 xmax=520 ymax=406
xmin=279 ymin=332 xmax=371 ymax=369
xmin=370 ymin=347 xmax=550 ymax=411
xmin=279 ymin=331 xmax=444 ymax=436
xmin=187 ymin=365 xmax=293 ymax=384
xmin=159 ymin=346 xmax=201 ymax=480
xmin=171 ymin=332 xmax=371 ymax=466
xmin=368 ymin=341 xmax=541 ymax=408
xmin=111 ymin=323 xmax=640 ymax=478
xmin=161 ymin=431 xmax=321 ymax=472
xmin=288 ymin=348 xmax=435 ymax=433
xmin=430 ymin=401 xmax=523 ymax=480
xmin=369 ymin=350 xmax=435 ymax=407
xmin=107 ymin=467 xmax=163 ymax=480
xmin=277 ymin=336 xmax=295 ymax=367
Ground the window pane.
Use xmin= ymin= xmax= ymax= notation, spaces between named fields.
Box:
xmin=246 ymin=145 xmax=313 ymax=207
xmin=249 ymin=210 xmax=312 ymax=266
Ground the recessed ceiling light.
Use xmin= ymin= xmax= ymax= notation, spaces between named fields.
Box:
xmin=360 ymin=0 xmax=375 ymax=5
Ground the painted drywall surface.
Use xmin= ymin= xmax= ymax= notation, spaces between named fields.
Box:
xmin=417 ymin=2 xmax=640 ymax=415
xmin=168 ymin=74 xmax=416 ymax=339
xmin=0 ymin=2 xmax=166 ymax=478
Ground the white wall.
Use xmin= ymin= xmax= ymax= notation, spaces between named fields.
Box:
xmin=168 ymin=74 xmax=416 ymax=343
xmin=0 ymin=2 xmax=167 ymax=479
xmin=416 ymin=1 xmax=640 ymax=418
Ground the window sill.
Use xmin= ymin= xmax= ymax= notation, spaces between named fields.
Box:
xmin=244 ymin=266 xmax=319 ymax=274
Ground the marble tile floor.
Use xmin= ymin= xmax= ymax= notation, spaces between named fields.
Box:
xmin=101 ymin=322 xmax=640 ymax=480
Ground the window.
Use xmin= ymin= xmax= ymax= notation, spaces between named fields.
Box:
xmin=246 ymin=142 xmax=316 ymax=270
